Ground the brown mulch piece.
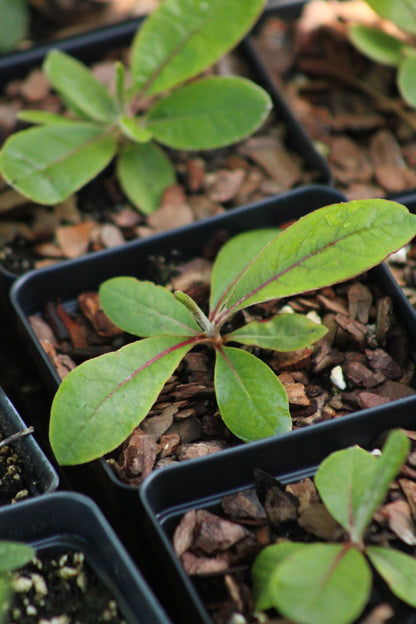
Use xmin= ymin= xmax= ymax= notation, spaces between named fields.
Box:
xmin=29 ymin=235 xmax=416 ymax=487
xmin=172 ymin=429 xmax=416 ymax=624
xmin=252 ymin=0 xmax=416 ymax=199
xmin=0 ymin=46 xmax=319 ymax=276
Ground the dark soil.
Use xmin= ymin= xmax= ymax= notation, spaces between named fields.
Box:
xmin=27 ymin=231 xmax=416 ymax=486
xmin=0 ymin=427 xmax=32 ymax=505
xmin=172 ymin=428 xmax=416 ymax=624
xmin=252 ymin=0 xmax=416 ymax=199
xmin=8 ymin=548 xmax=127 ymax=623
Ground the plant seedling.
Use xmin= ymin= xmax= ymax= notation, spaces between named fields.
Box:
xmin=0 ymin=541 xmax=34 ymax=623
xmin=252 ymin=429 xmax=416 ymax=624
xmin=49 ymin=198 xmax=416 ymax=465
xmin=0 ymin=0 xmax=272 ymax=215
xmin=347 ymin=0 xmax=416 ymax=108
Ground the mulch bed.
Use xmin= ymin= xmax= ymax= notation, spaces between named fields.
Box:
xmin=0 ymin=43 xmax=319 ymax=276
xmin=252 ymin=0 xmax=416 ymax=199
xmin=8 ymin=549 xmax=127 ymax=623
xmin=172 ymin=428 xmax=416 ymax=624
xmin=27 ymin=232 xmax=416 ymax=486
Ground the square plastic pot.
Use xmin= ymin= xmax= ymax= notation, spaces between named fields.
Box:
xmin=0 ymin=385 xmax=58 ymax=505
xmin=0 ymin=11 xmax=331 ymax=298
xmin=247 ymin=0 xmax=416 ymax=202
xmin=139 ymin=398 xmax=416 ymax=624
xmin=0 ymin=491 xmax=171 ymax=624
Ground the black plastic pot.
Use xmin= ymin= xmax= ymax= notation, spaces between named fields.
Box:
xmin=0 ymin=385 xmax=58 ymax=504
xmin=0 ymin=11 xmax=331 ymax=299
xmin=0 ymin=491 xmax=171 ymax=624
xmin=139 ymin=398 xmax=416 ymax=624
xmin=248 ymin=0 xmax=416 ymax=202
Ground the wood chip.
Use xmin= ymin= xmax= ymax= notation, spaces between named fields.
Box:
xmin=195 ymin=510 xmax=248 ymax=554
xmin=78 ymin=291 xmax=123 ymax=337
xmin=55 ymin=221 xmax=97 ymax=259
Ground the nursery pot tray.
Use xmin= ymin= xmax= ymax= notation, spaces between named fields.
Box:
xmin=0 ymin=13 xmax=331 ymax=295
xmin=0 ymin=491 xmax=170 ymax=624
xmin=140 ymin=398 xmax=416 ymax=624
xmin=0 ymin=385 xmax=58 ymax=505
xmin=249 ymin=0 xmax=416 ymax=201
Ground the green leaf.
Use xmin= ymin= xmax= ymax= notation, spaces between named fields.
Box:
xmin=0 ymin=123 xmax=117 ymax=204
xmin=367 ymin=546 xmax=416 ymax=608
xmin=0 ymin=575 xmax=11 ymax=624
xmin=0 ymin=0 xmax=28 ymax=52
xmin=315 ymin=446 xmax=378 ymax=539
xmin=146 ymin=76 xmax=271 ymax=150
xmin=398 ymin=55 xmax=416 ymax=107
xmin=226 ymin=313 xmax=328 ymax=351
xmin=353 ymin=429 xmax=410 ymax=540
xmin=269 ymin=544 xmax=371 ymax=624
xmin=17 ymin=110 xmax=83 ymax=125
xmin=117 ymin=141 xmax=176 ymax=214
xmin=214 ymin=346 xmax=291 ymax=442
xmin=119 ymin=115 xmax=153 ymax=142
xmin=348 ymin=24 xmax=403 ymax=66
xmin=130 ymin=0 xmax=266 ymax=96
xmin=213 ymin=200 xmax=416 ymax=322
xmin=99 ymin=277 xmax=201 ymax=337
xmin=364 ymin=0 xmax=416 ymax=35
xmin=210 ymin=228 xmax=281 ymax=317
xmin=50 ymin=336 xmax=195 ymax=465
xmin=252 ymin=542 xmax=310 ymax=612
xmin=43 ymin=50 xmax=117 ymax=123
xmin=0 ymin=542 xmax=34 ymax=573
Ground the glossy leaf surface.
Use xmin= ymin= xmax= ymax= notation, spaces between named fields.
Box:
xmin=117 ymin=141 xmax=176 ymax=213
xmin=43 ymin=50 xmax=117 ymax=123
xmin=214 ymin=200 xmax=416 ymax=321
xmin=99 ymin=277 xmax=201 ymax=337
xmin=226 ymin=313 xmax=327 ymax=351
xmin=130 ymin=0 xmax=266 ymax=95
xmin=147 ymin=77 xmax=271 ymax=150
xmin=0 ymin=124 xmax=117 ymax=204
xmin=270 ymin=544 xmax=371 ymax=624
xmin=214 ymin=346 xmax=291 ymax=441
xmin=364 ymin=0 xmax=416 ymax=35
xmin=349 ymin=25 xmax=403 ymax=66
xmin=367 ymin=546 xmax=416 ymax=607
xmin=50 ymin=336 xmax=195 ymax=464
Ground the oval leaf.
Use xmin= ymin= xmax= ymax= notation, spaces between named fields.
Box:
xmin=252 ymin=542 xmax=310 ymax=612
xmin=270 ymin=544 xmax=371 ymax=624
xmin=0 ymin=542 xmax=34 ymax=573
xmin=117 ymin=141 xmax=176 ymax=214
xmin=315 ymin=446 xmax=378 ymax=538
xmin=226 ymin=313 xmax=327 ymax=351
xmin=119 ymin=115 xmax=153 ymax=142
xmin=398 ymin=55 xmax=416 ymax=107
xmin=364 ymin=0 xmax=416 ymax=35
xmin=0 ymin=0 xmax=28 ymax=52
xmin=99 ymin=277 xmax=201 ymax=337
xmin=43 ymin=50 xmax=117 ymax=123
xmin=214 ymin=200 xmax=416 ymax=322
xmin=147 ymin=76 xmax=272 ymax=150
xmin=214 ymin=346 xmax=291 ymax=442
xmin=131 ymin=0 xmax=266 ymax=96
xmin=210 ymin=228 xmax=281 ymax=318
xmin=50 ymin=336 xmax=195 ymax=464
xmin=367 ymin=546 xmax=416 ymax=608
xmin=0 ymin=123 xmax=117 ymax=204
xmin=348 ymin=24 xmax=403 ymax=67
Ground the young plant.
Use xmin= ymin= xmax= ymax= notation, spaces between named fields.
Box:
xmin=49 ymin=198 xmax=416 ymax=465
xmin=0 ymin=541 xmax=34 ymax=623
xmin=252 ymin=429 xmax=416 ymax=624
xmin=347 ymin=0 xmax=416 ymax=108
xmin=0 ymin=0 xmax=272 ymax=215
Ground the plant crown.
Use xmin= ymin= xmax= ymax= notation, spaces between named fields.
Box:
xmin=0 ymin=541 xmax=34 ymax=623
xmin=347 ymin=0 xmax=416 ymax=107
xmin=252 ymin=429 xmax=416 ymax=624
xmin=0 ymin=0 xmax=272 ymax=215
xmin=49 ymin=198 xmax=416 ymax=465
